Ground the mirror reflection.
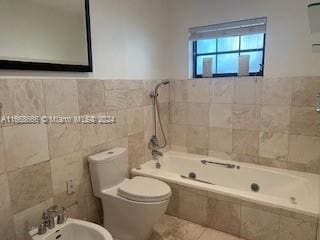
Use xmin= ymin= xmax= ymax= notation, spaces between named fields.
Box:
xmin=0 ymin=0 xmax=90 ymax=69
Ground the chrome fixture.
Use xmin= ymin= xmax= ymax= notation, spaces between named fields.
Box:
xmin=251 ymin=183 xmax=260 ymax=192
xmin=149 ymin=80 xmax=170 ymax=98
xmin=149 ymin=135 xmax=160 ymax=150
xmin=57 ymin=201 xmax=78 ymax=224
xmin=201 ymin=160 xmax=239 ymax=169
xmin=38 ymin=202 xmax=78 ymax=235
xmin=152 ymin=149 xmax=163 ymax=159
xmin=37 ymin=222 xmax=47 ymax=235
xmin=151 ymin=150 xmax=163 ymax=169
xmin=148 ymin=80 xmax=170 ymax=166
xmin=189 ymin=172 xmax=196 ymax=179
xmin=316 ymin=92 xmax=320 ymax=113
xmin=181 ymin=175 xmax=215 ymax=185
xmin=57 ymin=208 xmax=67 ymax=225
xmin=38 ymin=205 xmax=58 ymax=235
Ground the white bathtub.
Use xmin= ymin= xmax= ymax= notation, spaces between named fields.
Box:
xmin=132 ymin=151 xmax=319 ymax=217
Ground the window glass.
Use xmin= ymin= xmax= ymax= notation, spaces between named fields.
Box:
xmin=197 ymin=39 xmax=216 ymax=54
xmin=217 ymin=36 xmax=239 ymax=52
xmin=241 ymin=34 xmax=264 ymax=50
xmin=193 ymin=33 xmax=265 ymax=77
xmin=240 ymin=51 xmax=263 ymax=73
xmin=217 ymin=53 xmax=239 ymax=74
xmin=196 ymin=55 xmax=216 ymax=75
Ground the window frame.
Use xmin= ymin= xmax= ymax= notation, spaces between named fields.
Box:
xmin=193 ymin=33 xmax=266 ymax=78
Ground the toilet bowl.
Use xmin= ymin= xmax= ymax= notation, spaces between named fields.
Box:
xmin=89 ymin=148 xmax=171 ymax=240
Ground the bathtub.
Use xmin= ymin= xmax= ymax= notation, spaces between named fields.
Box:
xmin=132 ymin=151 xmax=319 ymax=218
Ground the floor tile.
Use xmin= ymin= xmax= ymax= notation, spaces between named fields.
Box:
xmin=151 ymin=215 xmax=205 ymax=240
xmin=150 ymin=215 xmax=244 ymax=240
xmin=199 ymin=228 xmax=242 ymax=240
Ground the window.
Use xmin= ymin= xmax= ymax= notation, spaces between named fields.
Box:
xmin=190 ymin=17 xmax=267 ymax=78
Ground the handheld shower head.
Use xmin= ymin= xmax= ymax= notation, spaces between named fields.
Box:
xmin=149 ymin=80 xmax=170 ymax=150
xmin=161 ymin=80 xmax=170 ymax=85
xmin=150 ymin=80 xmax=170 ymax=98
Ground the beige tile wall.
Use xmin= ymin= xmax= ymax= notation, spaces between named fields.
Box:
xmin=1 ymin=76 xmax=319 ymax=240
xmin=0 ymin=78 xmax=170 ymax=240
xmin=170 ymin=77 xmax=320 ymax=174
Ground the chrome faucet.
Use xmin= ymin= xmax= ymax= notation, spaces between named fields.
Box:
xmin=37 ymin=202 xmax=78 ymax=235
xmin=149 ymin=135 xmax=160 ymax=150
xmin=57 ymin=208 xmax=67 ymax=225
xmin=38 ymin=205 xmax=57 ymax=235
xmin=152 ymin=149 xmax=163 ymax=159
xmin=151 ymin=150 xmax=162 ymax=169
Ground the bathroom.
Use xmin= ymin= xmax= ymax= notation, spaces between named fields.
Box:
xmin=0 ymin=0 xmax=320 ymax=239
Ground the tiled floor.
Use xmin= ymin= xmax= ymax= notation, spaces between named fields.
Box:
xmin=150 ymin=215 xmax=244 ymax=240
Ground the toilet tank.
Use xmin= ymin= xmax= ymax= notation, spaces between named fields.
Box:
xmin=88 ymin=148 xmax=128 ymax=197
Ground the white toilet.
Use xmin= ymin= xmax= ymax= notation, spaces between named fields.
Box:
xmin=88 ymin=148 xmax=171 ymax=240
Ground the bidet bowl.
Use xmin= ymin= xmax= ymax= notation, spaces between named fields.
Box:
xmin=29 ymin=218 xmax=113 ymax=240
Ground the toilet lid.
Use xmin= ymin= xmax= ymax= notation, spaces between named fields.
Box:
xmin=118 ymin=177 xmax=171 ymax=203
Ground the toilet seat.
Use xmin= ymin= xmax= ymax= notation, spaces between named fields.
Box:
xmin=117 ymin=176 xmax=171 ymax=203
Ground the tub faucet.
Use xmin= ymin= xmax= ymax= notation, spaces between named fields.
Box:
xmin=152 ymin=149 xmax=163 ymax=159
xmin=151 ymin=150 xmax=162 ymax=169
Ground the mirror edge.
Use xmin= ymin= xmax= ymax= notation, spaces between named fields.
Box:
xmin=0 ymin=0 xmax=93 ymax=73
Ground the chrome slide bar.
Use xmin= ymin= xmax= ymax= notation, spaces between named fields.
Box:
xmin=181 ymin=175 xmax=215 ymax=185
xmin=201 ymin=159 xmax=237 ymax=169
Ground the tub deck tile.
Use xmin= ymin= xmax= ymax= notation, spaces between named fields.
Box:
xmin=279 ymin=216 xmax=317 ymax=240
xmin=207 ymin=197 xmax=241 ymax=237
xmin=179 ymin=186 xmax=208 ymax=225
xmin=240 ymin=205 xmax=280 ymax=240
xmin=280 ymin=209 xmax=318 ymax=224
xmin=165 ymin=182 xmax=179 ymax=217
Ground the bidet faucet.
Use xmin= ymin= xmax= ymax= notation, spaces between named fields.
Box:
xmin=38 ymin=205 xmax=57 ymax=235
xmin=38 ymin=201 xmax=78 ymax=235
xmin=56 ymin=201 xmax=78 ymax=224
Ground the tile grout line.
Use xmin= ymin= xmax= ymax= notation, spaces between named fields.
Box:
xmin=196 ymin=227 xmax=207 ymax=240
xmin=287 ymin=78 xmax=294 ymax=171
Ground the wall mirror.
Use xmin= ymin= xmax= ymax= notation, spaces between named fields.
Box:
xmin=308 ymin=1 xmax=320 ymax=52
xmin=0 ymin=0 xmax=92 ymax=72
